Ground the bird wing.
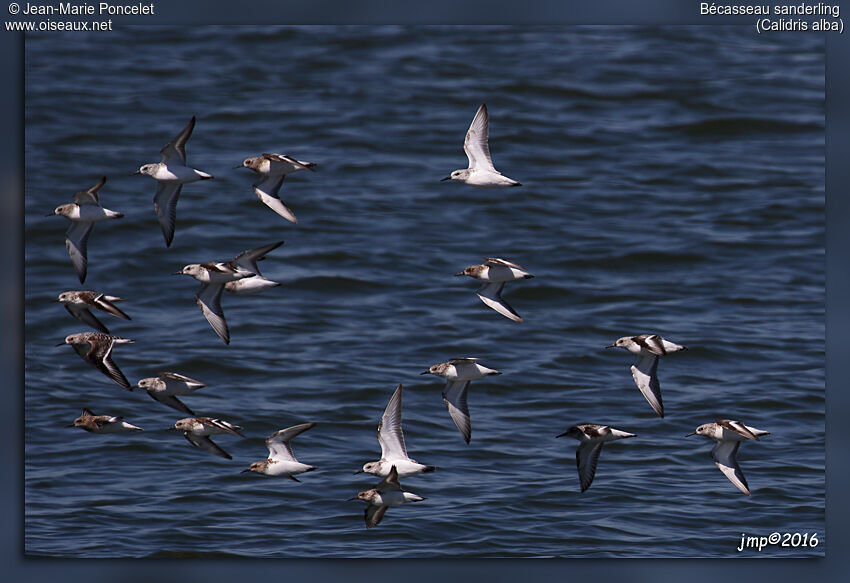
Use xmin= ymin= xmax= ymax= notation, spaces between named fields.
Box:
xmin=159 ymin=371 xmax=205 ymax=387
xmin=442 ymin=380 xmax=472 ymax=444
xmin=476 ymin=282 xmax=523 ymax=323
xmin=253 ymin=175 xmax=297 ymax=224
xmin=65 ymin=220 xmax=93 ymax=284
xmin=87 ymin=336 xmax=131 ymax=390
xmin=92 ymin=294 xmax=131 ymax=320
xmin=716 ymin=419 xmax=760 ymax=441
xmin=195 ymin=283 xmax=229 ymax=345
xmin=364 ymin=504 xmax=388 ymax=529
xmin=378 ymin=384 xmax=408 ymax=460
xmin=231 ymin=240 xmax=285 ymax=274
xmin=160 ymin=116 xmax=195 ymax=165
xmin=71 ymin=306 xmax=109 ymax=333
xmin=184 ymin=433 xmax=231 ymax=460
xmin=72 ymin=176 xmax=106 ymax=205
xmin=264 ymin=153 xmax=315 ymax=171
xmin=634 ymin=334 xmax=667 ymax=356
xmin=152 ymin=181 xmax=182 ymax=248
xmin=711 ymin=441 xmax=750 ymax=495
xmin=150 ymin=392 xmax=194 ymax=415
xmin=266 ymin=422 xmax=316 ymax=462
xmin=631 ymin=354 xmax=664 ymax=417
xmin=483 ymin=257 xmax=524 ymax=270
xmin=575 ymin=441 xmax=604 ymax=492
xmin=463 ymin=103 xmax=495 ymax=171
xmin=377 ymin=465 xmax=401 ymax=491
xmin=202 ymin=417 xmax=244 ymax=437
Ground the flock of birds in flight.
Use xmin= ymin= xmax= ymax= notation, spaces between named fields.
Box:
xmin=46 ymin=103 xmax=769 ymax=529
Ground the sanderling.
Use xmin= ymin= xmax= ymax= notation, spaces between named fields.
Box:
xmin=357 ymin=384 xmax=436 ymax=478
xmin=57 ymin=331 xmax=134 ymax=389
xmin=686 ymin=419 xmax=769 ymax=496
xmin=224 ymin=240 xmax=284 ymax=296
xmin=235 ymin=153 xmax=316 ymax=224
xmin=606 ymin=334 xmax=687 ymax=418
xmin=69 ymin=408 xmax=142 ymax=433
xmin=133 ymin=116 xmax=213 ymax=247
xmin=456 ymin=257 xmax=533 ymax=323
xmin=441 ymin=103 xmax=521 ymax=187
xmin=45 ymin=177 xmax=123 ymax=283
xmin=557 ymin=424 xmax=636 ymax=492
xmin=171 ymin=417 xmax=245 ymax=460
xmin=421 ymin=357 xmax=501 ymax=444
xmin=134 ymin=372 xmax=206 ymax=415
xmin=242 ymin=422 xmax=317 ymax=481
xmin=349 ymin=465 xmax=425 ymax=529
xmin=175 ymin=259 xmax=256 ymax=344
xmin=56 ymin=290 xmax=131 ymax=334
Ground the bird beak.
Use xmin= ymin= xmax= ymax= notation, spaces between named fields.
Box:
xmin=44 ymin=211 xmax=55 ymax=217
xmin=172 ymin=271 xmax=184 ymax=275
xmin=240 ymin=468 xmax=252 ymax=474
xmin=65 ymin=423 xmax=77 ymax=428
xmin=347 ymin=496 xmax=359 ymax=501
xmin=440 ymin=176 xmax=452 ymax=182
xmin=55 ymin=341 xmax=66 ymax=347
xmin=233 ymin=164 xmax=244 ymax=169
xmin=685 ymin=431 xmax=697 ymax=437
xmin=130 ymin=170 xmax=141 ymax=175
xmin=419 ymin=370 xmax=430 ymax=375
xmin=455 ymin=272 xmax=465 ymax=276
xmin=605 ymin=344 xmax=616 ymax=349
xmin=353 ymin=469 xmax=364 ymax=474
xmin=555 ymin=431 xmax=568 ymax=438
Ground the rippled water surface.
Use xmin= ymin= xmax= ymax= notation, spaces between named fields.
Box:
xmin=24 ymin=26 xmax=824 ymax=558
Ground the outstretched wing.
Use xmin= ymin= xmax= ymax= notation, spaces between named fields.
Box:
xmin=266 ymin=422 xmax=317 ymax=462
xmin=476 ymin=282 xmax=523 ymax=323
xmin=463 ymin=103 xmax=495 ymax=171
xmin=364 ymin=504 xmax=388 ymax=529
xmin=87 ymin=337 xmax=132 ymax=390
xmin=575 ymin=441 xmax=604 ymax=492
xmin=184 ymin=433 xmax=231 ymax=460
xmin=195 ymin=283 xmax=229 ymax=344
xmin=253 ymin=175 xmax=297 ymax=224
xmin=442 ymin=380 xmax=472 ymax=444
xmin=378 ymin=384 xmax=407 ymax=459
xmin=711 ymin=441 xmax=750 ymax=495
xmin=630 ymin=354 xmax=664 ymax=417
xmin=65 ymin=221 xmax=93 ymax=284
xmin=231 ymin=240 xmax=285 ymax=274
xmin=72 ymin=176 xmax=106 ymax=206
xmin=160 ymin=116 xmax=195 ymax=165
xmin=153 ymin=181 xmax=182 ymax=248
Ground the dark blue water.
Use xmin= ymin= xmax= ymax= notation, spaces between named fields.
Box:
xmin=24 ymin=26 xmax=824 ymax=557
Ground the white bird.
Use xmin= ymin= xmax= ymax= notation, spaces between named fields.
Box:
xmin=235 ymin=153 xmax=316 ymax=223
xmin=224 ymin=240 xmax=284 ymax=296
xmin=56 ymin=290 xmax=131 ymax=334
xmin=421 ymin=358 xmax=501 ymax=444
xmin=606 ymin=334 xmax=687 ymax=418
xmin=45 ymin=177 xmax=123 ymax=283
xmin=175 ymin=260 xmax=256 ymax=344
xmin=57 ymin=331 xmax=134 ymax=389
xmin=242 ymin=422 xmax=317 ymax=481
xmin=134 ymin=372 xmax=206 ymax=415
xmin=133 ymin=116 xmax=213 ymax=247
xmin=441 ymin=103 xmax=521 ymax=187
xmin=357 ymin=384 xmax=436 ymax=478
xmin=69 ymin=408 xmax=142 ymax=433
xmin=349 ymin=465 xmax=425 ymax=529
xmin=686 ymin=419 xmax=769 ymax=496
xmin=557 ymin=424 xmax=636 ymax=492
xmin=456 ymin=257 xmax=534 ymax=322
xmin=171 ymin=417 xmax=244 ymax=460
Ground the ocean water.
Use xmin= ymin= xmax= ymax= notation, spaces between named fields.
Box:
xmin=24 ymin=26 xmax=824 ymax=558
